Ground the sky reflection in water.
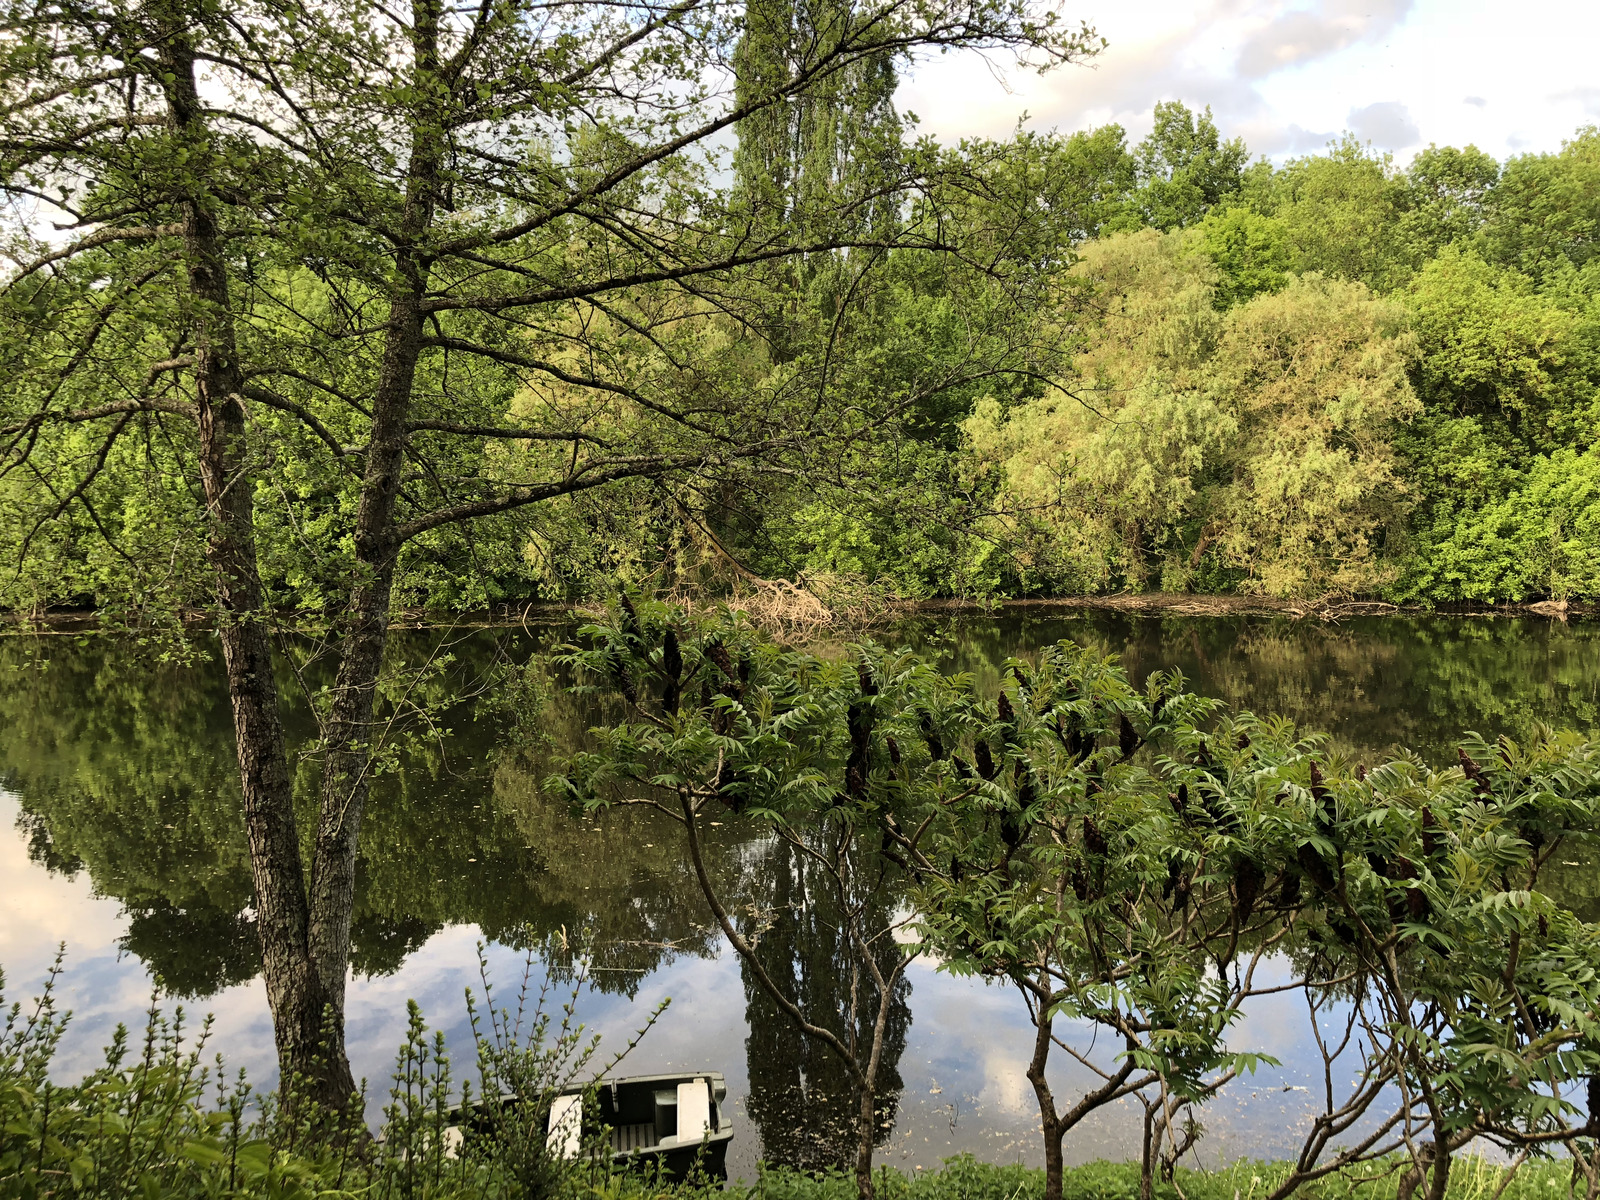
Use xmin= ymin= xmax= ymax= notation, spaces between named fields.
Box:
xmin=2 ymin=610 xmax=1597 ymax=1178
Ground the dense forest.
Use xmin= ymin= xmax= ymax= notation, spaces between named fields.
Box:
xmin=558 ymin=109 xmax=1600 ymax=607
xmin=5 ymin=90 xmax=1597 ymax=612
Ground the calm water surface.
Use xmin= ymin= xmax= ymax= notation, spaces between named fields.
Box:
xmin=3 ymin=609 xmax=1597 ymax=1178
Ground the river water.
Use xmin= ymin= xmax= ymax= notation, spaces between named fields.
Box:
xmin=2 ymin=608 xmax=1597 ymax=1179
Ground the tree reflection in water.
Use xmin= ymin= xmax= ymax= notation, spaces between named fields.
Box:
xmin=0 ymin=629 xmax=726 ymax=999
xmin=737 ymin=836 xmax=911 ymax=1172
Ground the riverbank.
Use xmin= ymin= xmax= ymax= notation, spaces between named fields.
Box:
xmin=4 ymin=591 xmax=1593 ymax=634
xmin=897 ymin=592 xmax=1590 ymax=621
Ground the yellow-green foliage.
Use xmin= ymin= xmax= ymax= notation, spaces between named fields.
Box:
xmin=963 ymin=230 xmax=1419 ymax=598
xmin=1207 ymin=270 xmax=1419 ymax=596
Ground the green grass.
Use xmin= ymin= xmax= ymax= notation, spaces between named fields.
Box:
xmin=734 ymin=1155 xmax=1577 ymax=1200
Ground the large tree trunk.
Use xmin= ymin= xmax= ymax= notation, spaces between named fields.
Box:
xmin=157 ymin=10 xmax=354 ymax=1110
xmin=304 ymin=283 xmax=425 ymax=1050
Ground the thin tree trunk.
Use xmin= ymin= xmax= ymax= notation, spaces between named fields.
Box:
xmin=854 ymin=1079 xmax=876 ymax=1200
xmin=1024 ymin=981 xmax=1066 ymax=1200
xmin=1021 ymin=968 xmax=1145 ymax=1200
xmin=850 ymin=939 xmax=907 ymax=1200
xmin=1140 ymin=1102 xmax=1156 ymax=1200
xmin=301 ymin=0 xmax=443 ymax=1106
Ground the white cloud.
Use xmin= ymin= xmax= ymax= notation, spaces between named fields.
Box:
xmin=900 ymin=0 xmax=1600 ymax=164
xmin=1235 ymin=0 xmax=1414 ymax=79
xmin=1552 ymin=87 xmax=1600 ymax=118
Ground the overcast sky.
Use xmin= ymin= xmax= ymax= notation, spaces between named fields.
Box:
xmin=898 ymin=0 xmax=1600 ymax=164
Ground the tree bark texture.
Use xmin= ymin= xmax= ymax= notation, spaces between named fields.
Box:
xmin=157 ymin=10 xmax=354 ymax=1108
xmin=1025 ymin=986 xmax=1066 ymax=1200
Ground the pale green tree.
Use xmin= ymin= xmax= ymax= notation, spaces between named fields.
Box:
xmin=963 ymin=231 xmax=1419 ymax=597
xmin=1208 ymin=274 xmax=1420 ymax=596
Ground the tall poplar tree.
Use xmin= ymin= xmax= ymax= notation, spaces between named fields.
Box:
xmin=732 ymin=0 xmax=903 ymax=239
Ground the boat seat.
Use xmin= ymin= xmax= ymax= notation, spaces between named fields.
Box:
xmin=547 ymin=1093 xmax=583 ymax=1159
xmin=652 ymin=1088 xmax=677 ymax=1141
xmin=674 ymin=1079 xmax=711 ymax=1144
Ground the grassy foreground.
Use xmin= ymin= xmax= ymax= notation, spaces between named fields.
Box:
xmin=749 ymin=1157 xmax=1570 ymax=1200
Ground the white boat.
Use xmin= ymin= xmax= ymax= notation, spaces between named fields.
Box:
xmin=454 ymin=1071 xmax=734 ymax=1179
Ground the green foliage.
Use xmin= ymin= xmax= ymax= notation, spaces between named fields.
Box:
xmin=1406 ymin=248 xmax=1589 ymax=437
xmin=0 ymin=950 xmax=660 ymax=1200
xmin=552 ymin=599 xmax=944 ymax=1194
xmin=1391 ymin=242 xmax=1600 ymax=602
xmin=750 ymin=1157 xmax=1050 ymax=1200
xmin=910 ymin=640 xmax=1276 ymax=1121
xmin=732 ymin=0 xmax=903 ymax=242
xmin=1264 ymin=137 xmax=1418 ymax=294
xmin=1132 ymin=104 xmax=1249 ymax=231
xmin=1193 ymin=208 xmax=1291 ymax=308
xmin=5 ymin=77 xmax=1600 ymax=613
xmin=1482 ymin=127 xmax=1600 ymax=282
xmin=1396 ymin=446 xmax=1600 ymax=603
xmin=1400 ymin=144 xmax=1500 ymax=259
xmin=557 ymin=604 xmax=1600 ymax=1200
xmin=959 ymin=229 xmax=1227 ymax=593
xmin=742 ymin=1156 xmax=1581 ymax=1200
xmin=944 ymin=118 xmax=1600 ymax=605
xmin=1206 ymin=273 xmax=1419 ymax=596
xmin=902 ymin=631 xmax=1600 ymax=1185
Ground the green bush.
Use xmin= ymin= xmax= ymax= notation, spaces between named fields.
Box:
xmin=1398 ymin=446 xmax=1600 ymax=602
xmin=745 ymin=1157 xmax=1577 ymax=1200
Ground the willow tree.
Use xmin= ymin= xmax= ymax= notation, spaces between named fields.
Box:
xmin=0 ymin=0 xmax=1096 ymax=1110
xmin=962 ymin=228 xmax=1420 ymax=597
